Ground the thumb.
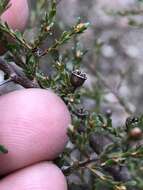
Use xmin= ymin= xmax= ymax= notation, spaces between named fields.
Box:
xmin=0 ymin=88 xmax=71 ymax=176
xmin=0 ymin=162 xmax=67 ymax=190
xmin=1 ymin=0 xmax=29 ymax=31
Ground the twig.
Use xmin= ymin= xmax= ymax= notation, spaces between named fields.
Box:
xmin=117 ymin=9 xmax=143 ymax=16
xmin=0 ymin=78 xmax=11 ymax=86
xmin=63 ymin=158 xmax=98 ymax=175
xmin=0 ymin=58 xmax=39 ymax=88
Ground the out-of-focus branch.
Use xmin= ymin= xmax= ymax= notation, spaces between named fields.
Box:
xmin=95 ymin=71 xmax=133 ymax=115
xmin=117 ymin=9 xmax=143 ymax=16
xmin=0 ymin=58 xmax=39 ymax=88
xmin=87 ymin=63 xmax=133 ymax=115
xmin=57 ymin=0 xmax=62 ymax=5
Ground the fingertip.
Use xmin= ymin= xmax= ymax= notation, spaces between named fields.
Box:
xmin=0 ymin=89 xmax=71 ymax=175
xmin=0 ymin=162 xmax=67 ymax=190
xmin=1 ymin=0 xmax=29 ymax=31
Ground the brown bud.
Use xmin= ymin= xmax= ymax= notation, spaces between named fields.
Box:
xmin=129 ymin=127 xmax=142 ymax=139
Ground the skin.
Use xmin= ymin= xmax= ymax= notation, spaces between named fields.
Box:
xmin=0 ymin=0 xmax=29 ymax=54
xmin=0 ymin=88 xmax=71 ymax=176
xmin=1 ymin=0 xmax=29 ymax=31
xmin=0 ymin=162 xmax=67 ymax=190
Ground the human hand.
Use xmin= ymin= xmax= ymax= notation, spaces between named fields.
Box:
xmin=0 ymin=88 xmax=71 ymax=190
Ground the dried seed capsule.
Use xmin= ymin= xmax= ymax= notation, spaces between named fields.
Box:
xmin=70 ymin=70 xmax=87 ymax=88
xmin=105 ymin=109 xmax=112 ymax=118
xmin=74 ymin=107 xmax=89 ymax=119
xmin=125 ymin=116 xmax=139 ymax=129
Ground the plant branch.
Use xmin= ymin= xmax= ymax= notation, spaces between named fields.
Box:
xmin=0 ymin=58 xmax=39 ymax=88
xmin=63 ymin=158 xmax=98 ymax=175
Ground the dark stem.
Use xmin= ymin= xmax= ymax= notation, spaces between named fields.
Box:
xmin=63 ymin=158 xmax=98 ymax=175
xmin=0 ymin=58 xmax=39 ymax=88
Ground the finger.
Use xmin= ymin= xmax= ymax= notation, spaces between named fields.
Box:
xmin=0 ymin=0 xmax=29 ymax=54
xmin=0 ymin=89 xmax=71 ymax=176
xmin=1 ymin=0 xmax=29 ymax=31
xmin=0 ymin=162 xmax=67 ymax=190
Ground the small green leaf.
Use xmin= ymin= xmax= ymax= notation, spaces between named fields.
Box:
xmin=0 ymin=145 xmax=8 ymax=154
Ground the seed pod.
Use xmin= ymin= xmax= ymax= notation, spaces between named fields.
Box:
xmin=70 ymin=70 xmax=87 ymax=89
xmin=75 ymin=107 xmax=89 ymax=119
xmin=105 ymin=109 xmax=112 ymax=118
xmin=125 ymin=116 xmax=139 ymax=130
